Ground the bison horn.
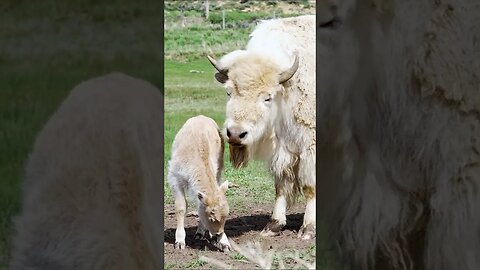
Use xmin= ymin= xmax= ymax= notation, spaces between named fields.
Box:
xmin=279 ymin=53 xmax=299 ymax=84
xmin=207 ymin=55 xmax=228 ymax=76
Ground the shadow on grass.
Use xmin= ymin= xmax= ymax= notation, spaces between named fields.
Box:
xmin=164 ymin=212 xmax=304 ymax=251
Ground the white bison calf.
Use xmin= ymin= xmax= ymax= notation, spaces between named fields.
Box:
xmin=168 ymin=115 xmax=231 ymax=252
xmin=9 ymin=73 xmax=163 ymax=270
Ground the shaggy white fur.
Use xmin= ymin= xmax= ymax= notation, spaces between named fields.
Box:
xmin=9 ymin=73 xmax=163 ymax=270
xmin=316 ymin=1 xmax=480 ymax=269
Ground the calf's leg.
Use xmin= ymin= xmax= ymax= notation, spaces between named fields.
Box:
xmin=216 ymin=232 xmax=231 ymax=252
xmin=173 ymin=186 xmax=187 ymax=249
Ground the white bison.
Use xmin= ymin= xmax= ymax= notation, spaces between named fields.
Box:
xmin=168 ymin=115 xmax=231 ymax=252
xmin=207 ymin=15 xmax=316 ymax=239
xmin=315 ymin=0 xmax=480 ymax=269
xmin=9 ymin=73 xmax=163 ymax=270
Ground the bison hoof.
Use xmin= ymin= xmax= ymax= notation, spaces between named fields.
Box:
xmin=174 ymin=241 xmax=186 ymax=250
xmin=297 ymin=224 xmax=315 ymax=240
xmin=211 ymin=233 xmax=231 ymax=252
xmin=217 ymin=242 xmax=231 ymax=252
xmin=260 ymin=219 xmax=285 ymax=237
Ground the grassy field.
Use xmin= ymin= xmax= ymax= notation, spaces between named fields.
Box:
xmin=0 ymin=0 xmax=162 ymax=267
xmin=163 ymin=0 xmax=314 ymax=62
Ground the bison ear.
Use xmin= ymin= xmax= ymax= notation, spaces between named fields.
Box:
xmin=207 ymin=55 xmax=229 ymax=84
xmin=219 ymin=180 xmax=229 ymax=193
xmin=197 ymin=191 xmax=206 ymax=203
xmin=214 ymin=72 xmax=229 ymax=84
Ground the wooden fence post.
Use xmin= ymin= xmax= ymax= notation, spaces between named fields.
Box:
xmin=222 ymin=9 xmax=225 ymax=29
xmin=205 ymin=0 xmax=209 ymax=19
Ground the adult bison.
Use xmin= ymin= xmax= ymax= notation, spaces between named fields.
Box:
xmin=207 ymin=15 xmax=316 ymax=239
xmin=315 ymin=0 xmax=480 ymax=269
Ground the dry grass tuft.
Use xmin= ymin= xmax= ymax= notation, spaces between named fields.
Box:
xmin=200 ymin=239 xmax=316 ymax=269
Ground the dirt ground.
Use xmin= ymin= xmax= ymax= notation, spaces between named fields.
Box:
xmin=164 ymin=203 xmax=316 ymax=269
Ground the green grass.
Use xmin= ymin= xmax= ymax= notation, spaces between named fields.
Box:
xmin=185 ymin=256 xmax=207 ymax=269
xmin=164 ymin=262 xmax=177 ymax=270
xmin=163 ymin=0 xmax=314 ymax=62
xmin=164 ymin=25 xmax=252 ymax=62
xmin=163 ymin=59 xmax=275 ymax=207
xmin=207 ymin=10 xmax=271 ymax=25
xmin=229 ymin=251 xmax=248 ymax=262
xmin=0 ymin=0 xmax=162 ymax=267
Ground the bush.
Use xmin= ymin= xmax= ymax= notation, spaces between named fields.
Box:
xmin=267 ymin=0 xmax=278 ymax=6
xmin=208 ymin=13 xmax=222 ymax=24
xmin=208 ymin=10 xmax=271 ymax=25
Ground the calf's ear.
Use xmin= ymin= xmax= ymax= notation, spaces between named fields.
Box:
xmin=220 ymin=181 xmax=229 ymax=193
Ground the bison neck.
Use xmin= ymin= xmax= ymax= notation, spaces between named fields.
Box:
xmin=192 ymin=168 xmax=220 ymax=200
xmin=273 ymin=95 xmax=312 ymax=155
xmin=249 ymin=128 xmax=276 ymax=161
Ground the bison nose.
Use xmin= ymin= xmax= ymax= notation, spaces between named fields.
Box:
xmin=226 ymin=128 xmax=247 ymax=145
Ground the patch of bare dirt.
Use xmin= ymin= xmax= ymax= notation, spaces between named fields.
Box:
xmin=164 ymin=203 xmax=315 ymax=269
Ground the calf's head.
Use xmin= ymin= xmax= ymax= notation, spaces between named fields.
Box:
xmin=208 ymin=52 xmax=299 ymax=168
xmin=197 ymin=181 xmax=229 ymax=237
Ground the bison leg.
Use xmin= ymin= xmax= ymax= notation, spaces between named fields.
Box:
xmin=261 ymin=184 xmax=287 ymax=236
xmin=298 ymin=151 xmax=316 ymax=239
xmin=173 ymin=185 xmax=187 ymax=250
xmin=217 ymin=232 xmax=232 ymax=252
xmin=211 ymin=232 xmax=232 ymax=252
xmin=298 ymin=185 xmax=316 ymax=239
